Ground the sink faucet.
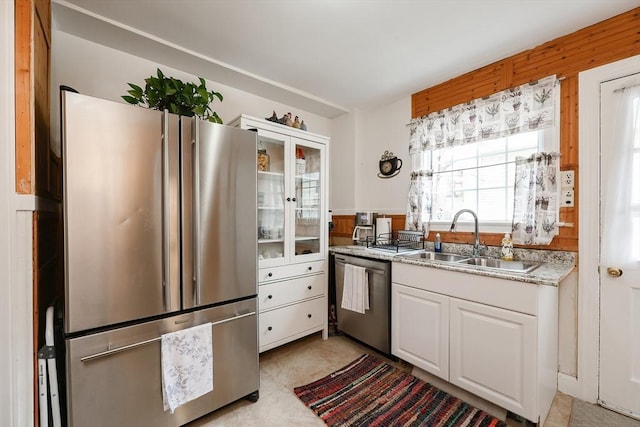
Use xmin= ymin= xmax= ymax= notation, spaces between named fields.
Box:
xmin=450 ymin=209 xmax=482 ymax=256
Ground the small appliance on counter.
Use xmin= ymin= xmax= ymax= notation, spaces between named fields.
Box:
xmin=352 ymin=212 xmax=376 ymax=245
xmin=375 ymin=217 xmax=392 ymax=244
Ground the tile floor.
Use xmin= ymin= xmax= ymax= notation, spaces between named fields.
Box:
xmin=188 ymin=332 xmax=572 ymax=426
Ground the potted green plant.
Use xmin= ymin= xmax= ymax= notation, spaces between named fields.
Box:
xmin=122 ymin=68 xmax=224 ymax=123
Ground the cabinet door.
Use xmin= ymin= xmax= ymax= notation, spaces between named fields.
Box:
xmin=256 ymin=130 xmax=288 ymax=267
xmin=290 ymin=138 xmax=325 ymax=263
xmin=450 ymin=298 xmax=536 ymax=421
xmin=391 ymin=284 xmax=449 ymax=380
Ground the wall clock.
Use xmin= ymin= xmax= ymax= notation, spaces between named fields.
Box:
xmin=378 ymin=151 xmax=402 ymax=178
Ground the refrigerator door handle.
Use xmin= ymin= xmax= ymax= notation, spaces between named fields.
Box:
xmin=161 ymin=112 xmax=171 ymax=311
xmin=79 ymin=311 xmax=257 ymax=363
xmin=193 ymin=119 xmax=201 ymax=306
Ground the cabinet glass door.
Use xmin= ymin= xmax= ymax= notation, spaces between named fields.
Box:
xmin=257 ymin=135 xmax=285 ymax=264
xmin=293 ymin=141 xmax=322 ymax=258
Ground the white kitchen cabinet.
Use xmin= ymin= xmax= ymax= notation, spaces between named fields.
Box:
xmin=391 ymin=284 xmax=449 ymax=380
xmin=391 ymin=262 xmax=558 ymax=425
xmin=230 ymin=115 xmax=329 ymax=352
xmin=450 ymin=298 xmax=537 ymax=419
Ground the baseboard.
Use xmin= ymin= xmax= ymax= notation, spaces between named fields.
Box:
xmin=558 ymin=372 xmax=579 ymax=397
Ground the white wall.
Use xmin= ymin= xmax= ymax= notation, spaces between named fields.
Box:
xmin=354 ymin=97 xmax=411 ymax=215
xmin=330 ymin=112 xmax=357 ymax=214
xmin=329 ymin=97 xmax=411 ymax=216
xmin=51 ymin=31 xmax=334 ymax=156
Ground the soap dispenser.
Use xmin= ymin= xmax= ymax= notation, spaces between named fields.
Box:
xmin=501 ymin=233 xmax=514 ymax=261
xmin=434 ymin=233 xmax=442 ymax=252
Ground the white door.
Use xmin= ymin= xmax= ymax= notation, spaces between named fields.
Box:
xmin=599 ymin=73 xmax=640 ymax=419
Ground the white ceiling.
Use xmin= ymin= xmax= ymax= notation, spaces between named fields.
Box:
xmin=52 ymin=0 xmax=640 ymax=118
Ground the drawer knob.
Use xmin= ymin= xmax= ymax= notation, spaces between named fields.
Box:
xmin=267 ymin=272 xmax=273 ymax=277
xmin=268 ymin=295 xmax=273 ymax=299
xmin=307 ymin=266 xmax=312 ymax=271
xmin=307 ymin=314 xmax=312 ymax=318
xmin=267 ymin=326 xmax=273 ymax=331
xmin=307 ymin=285 xmax=312 ymax=290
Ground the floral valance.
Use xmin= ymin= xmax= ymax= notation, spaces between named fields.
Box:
xmin=408 ymin=75 xmax=558 ymax=153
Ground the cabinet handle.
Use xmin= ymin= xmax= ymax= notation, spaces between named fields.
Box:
xmin=292 ymin=197 xmax=297 ymax=202
xmin=267 ymin=272 xmax=273 ymax=277
xmin=307 ymin=314 xmax=312 ymax=318
xmin=268 ymin=295 xmax=273 ymax=299
xmin=307 ymin=285 xmax=312 ymax=290
xmin=267 ymin=326 xmax=273 ymax=331
xmin=286 ymin=197 xmax=291 ymax=202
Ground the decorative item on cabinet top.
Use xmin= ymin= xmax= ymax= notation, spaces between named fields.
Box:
xmin=122 ymin=68 xmax=224 ymax=124
xmin=378 ymin=151 xmax=402 ymax=178
xmin=266 ymin=111 xmax=307 ymax=131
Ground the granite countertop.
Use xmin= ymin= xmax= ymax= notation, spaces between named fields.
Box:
xmin=329 ymin=245 xmax=576 ymax=287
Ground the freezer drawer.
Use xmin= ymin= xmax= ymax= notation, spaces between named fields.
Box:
xmin=66 ymin=299 xmax=259 ymax=427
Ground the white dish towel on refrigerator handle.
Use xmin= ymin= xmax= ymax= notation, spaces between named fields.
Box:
xmin=341 ymin=264 xmax=369 ymax=314
xmin=161 ymin=323 xmax=214 ymax=414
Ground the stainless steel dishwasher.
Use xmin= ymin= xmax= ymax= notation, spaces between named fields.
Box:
xmin=334 ymin=254 xmax=391 ymax=356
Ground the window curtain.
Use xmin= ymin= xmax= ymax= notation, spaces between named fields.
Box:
xmin=408 ymin=75 xmax=558 ymax=153
xmin=405 ymin=170 xmax=431 ymax=232
xmin=601 ymin=85 xmax=640 ymax=264
xmin=406 ymin=75 xmax=560 ymax=238
xmin=511 ymin=153 xmax=560 ymax=245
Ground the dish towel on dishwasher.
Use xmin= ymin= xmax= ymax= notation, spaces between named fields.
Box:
xmin=341 ymin=263 xmax=369 ymax=314
xmin=161 ymin=323 xmax=213 ymax=414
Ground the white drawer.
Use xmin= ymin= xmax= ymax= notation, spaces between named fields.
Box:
xmin=259 ymin=260 xmax=325 ymax=283
xmin=259 ymin=297 xmax=325 ymax=349
xmin=259 ymin=274 xmax=325 ymax=312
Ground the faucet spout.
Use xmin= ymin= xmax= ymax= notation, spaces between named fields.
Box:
xmin=450 ymin=209 xmax=481 ymax=256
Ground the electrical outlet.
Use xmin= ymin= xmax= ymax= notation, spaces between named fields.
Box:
xmin=562 ymin=189 xmax=574 ymax=207
xmin=561 ymin=170 xmax=574 ymax=188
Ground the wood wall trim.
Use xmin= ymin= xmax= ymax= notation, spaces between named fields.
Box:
xmin=410 ymin=7 xmax=640 ymax=253
xmin=15 ymin=0 xmax=33 ymax=194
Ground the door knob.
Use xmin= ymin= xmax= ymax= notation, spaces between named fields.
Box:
xmin=606 ymin=267 xmax=623 ymax=277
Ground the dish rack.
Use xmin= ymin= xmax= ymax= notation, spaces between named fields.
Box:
xmin=366 ymin=230 xmax=425 ymax=253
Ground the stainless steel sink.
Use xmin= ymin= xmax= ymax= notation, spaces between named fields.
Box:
xmin=458 ymin=257 xmax=541 ymax=273
xmin=405 ymin=251 xmax=469 ymax=262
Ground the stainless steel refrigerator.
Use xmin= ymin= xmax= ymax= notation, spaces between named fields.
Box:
xmin=61 ymin=91 xmax=259 ymax=427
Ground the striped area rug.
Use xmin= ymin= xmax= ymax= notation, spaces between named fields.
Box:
xmin=294 ymin=354 xmax=506 ymax=427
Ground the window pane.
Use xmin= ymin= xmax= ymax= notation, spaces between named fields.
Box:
xmin=453 ymin=190 xmax=476 ymax=214
xmin=460 ymin=168 xmax=478 ymax=189
xmin=478 ymin=138 xmax=505 ymax=156
xmin=508 ymin=131 xmax=538 ymax=150
xmin=478 ymin=188 xmax=508 ymax=220
xmin=479 ymin=163 xmax=506 ymax=189
xmin=428 ymin=129 xmax=548 ymax=223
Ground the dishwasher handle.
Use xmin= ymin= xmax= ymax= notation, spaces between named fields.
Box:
xmin=335 ymin=258 xmax=386 ymax=276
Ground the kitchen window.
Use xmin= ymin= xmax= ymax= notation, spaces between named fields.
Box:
xmin=425 ymin=129 xmax=553 ymax=231
xmin=406 ymin=76 xmax=560 ymax=236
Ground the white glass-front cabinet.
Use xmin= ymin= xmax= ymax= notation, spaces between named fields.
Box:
xmin=230 ymin=114 xmax=329 ymax=352
xmin=252 ymin=129 xmax=325 ymax=267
